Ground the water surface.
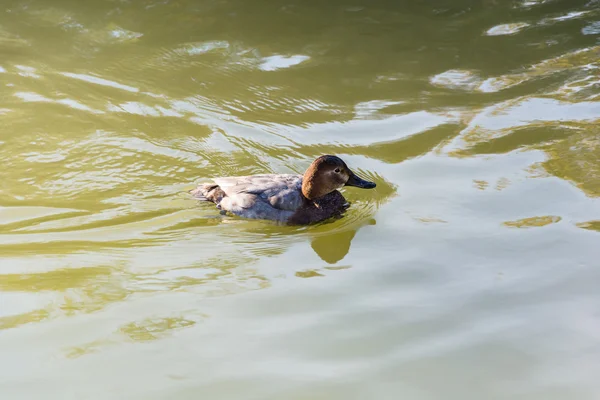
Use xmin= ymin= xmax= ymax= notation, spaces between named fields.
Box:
xmin=1 ymin=0 xmax=600 ymax=399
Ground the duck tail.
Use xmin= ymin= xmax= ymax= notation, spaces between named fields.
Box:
xmin=190 ymin=184 xmax=226 ymax=204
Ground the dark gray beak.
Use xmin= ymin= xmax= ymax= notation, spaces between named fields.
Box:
xmin=345 ymin=171 xmax=376 ymax=189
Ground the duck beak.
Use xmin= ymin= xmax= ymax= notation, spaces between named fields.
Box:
xmin=345 ymin=170 xmax=376 ymax=189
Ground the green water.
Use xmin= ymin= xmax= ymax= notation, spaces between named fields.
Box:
xmin=1 ymin=0 xmax=600 ymax=398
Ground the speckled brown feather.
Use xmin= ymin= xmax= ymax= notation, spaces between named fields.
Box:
xmin=287 ymin=190 xmax=349 ymax=225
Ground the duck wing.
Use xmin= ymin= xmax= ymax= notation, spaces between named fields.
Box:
xmin=213 ymin=174 xmax=304 ymax=211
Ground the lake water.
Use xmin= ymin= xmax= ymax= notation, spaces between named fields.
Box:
xmin=1 ymin=0 xmax=600 ymax=398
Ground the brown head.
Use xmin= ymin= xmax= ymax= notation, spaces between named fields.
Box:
xmin=301 ymin=155 xmax=376 ymax=200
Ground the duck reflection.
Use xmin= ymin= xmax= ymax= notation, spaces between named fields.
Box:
xmin=309 ymin=218 xmax=376 ymax=264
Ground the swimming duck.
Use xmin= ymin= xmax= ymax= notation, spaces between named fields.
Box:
xmin=190 ymin=155 xmax=376 ymax=224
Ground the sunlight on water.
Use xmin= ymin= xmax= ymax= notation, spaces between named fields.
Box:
xmin=1 ymin=0 xmax=600 ymax=399
xmin=258 ymin=55 xmax=310 ymax=71
xmin=485 ymin=23 xmax=531 ymax=36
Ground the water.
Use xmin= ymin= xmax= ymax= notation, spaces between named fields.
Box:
xmin=1 ymin=0 xmax=600 ymax=398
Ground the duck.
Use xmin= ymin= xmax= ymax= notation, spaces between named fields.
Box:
xmin=190 ymin=155 xmax=376 ymax=224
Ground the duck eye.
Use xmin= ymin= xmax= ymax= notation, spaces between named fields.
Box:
xmin=334 ymin=168 xmax=341 ymax=173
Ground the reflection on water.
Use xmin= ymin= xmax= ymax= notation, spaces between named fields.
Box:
xmin=1 ymin=0 xmax=600 ymax=399
xmin=310 ymin=219 xmax=376 ymax=264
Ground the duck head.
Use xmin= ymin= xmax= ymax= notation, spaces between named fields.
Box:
xmin=301 ymin=155 xmax=376 ymax=200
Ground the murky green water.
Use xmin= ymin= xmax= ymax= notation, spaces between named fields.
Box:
xmin=1 ymin=0 xmax=600 ymax=398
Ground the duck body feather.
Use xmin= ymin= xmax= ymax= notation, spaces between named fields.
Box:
xmin=190 ymin=155 xmax=375 ymax=225
xmin=191 ymin=173 xmax=347 ymax=224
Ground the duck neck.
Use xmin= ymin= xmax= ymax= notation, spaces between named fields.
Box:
xmin=302 ymin=171 xmax=329 ymax=200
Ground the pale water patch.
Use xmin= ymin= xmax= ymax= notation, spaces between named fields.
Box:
xmin=547 ymin=11 xmax=591 ymax=22
xmin=485 ymin=23 xmax=530 ymax=36
xmin=582 ymin=21 xmax=600 ymax=35
xmin=259 ymin=55 xmax=310 ymax=71
xmin=553 ymin=75 xmax=600 ymax=100
xmin=178 ymin=41 xmax=230 ymax=56
xmin=430 ymin=69 xmax=483 ymax=91
xmin=23 ymin=151 xmax=68 ymax=163
xmin=13 ymin=92 xmax=103 ymax=113
xmin=108 ymin=26 xmax=143 ymax=42
xmin=169 ymin=97 xmax=235 ymax=126
xmin=107 ymin=102 xmax=163 ymax=117
xmin=15 ymin=65 xmax=41 ymax=79
xmin=354 ymin=100 xmax=405 ymax=119
xmin=478 ymin=77 xmax=520 ymax=93
xmin=517 ymin=0 xmax=551 ymax=8
xmin=60 ymin=19 xmax=86 ymax=32
xmin=285 ymin=110 xmax=460 ymax=146
xmin=477 ymin=46 xmax=600 ymax=93
xmin=107 ymin=101 xmax=185 ymax=118
xmin=14 ymin=92 xmax=50 ymax=102
xmin=477 ymin=97 xmax=600 ymax=131
xmin=56 ymin=99 xmax=104 ymax=114
xmin=60 ymin=72 xmax=139 ymax=93
xmin=71 ymin=24 xmax=144 ymax=45
xmin=450 ymin=97 xmax=600 ymax=150
xmin=0 ymin=292 xmax=54 ymax=319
